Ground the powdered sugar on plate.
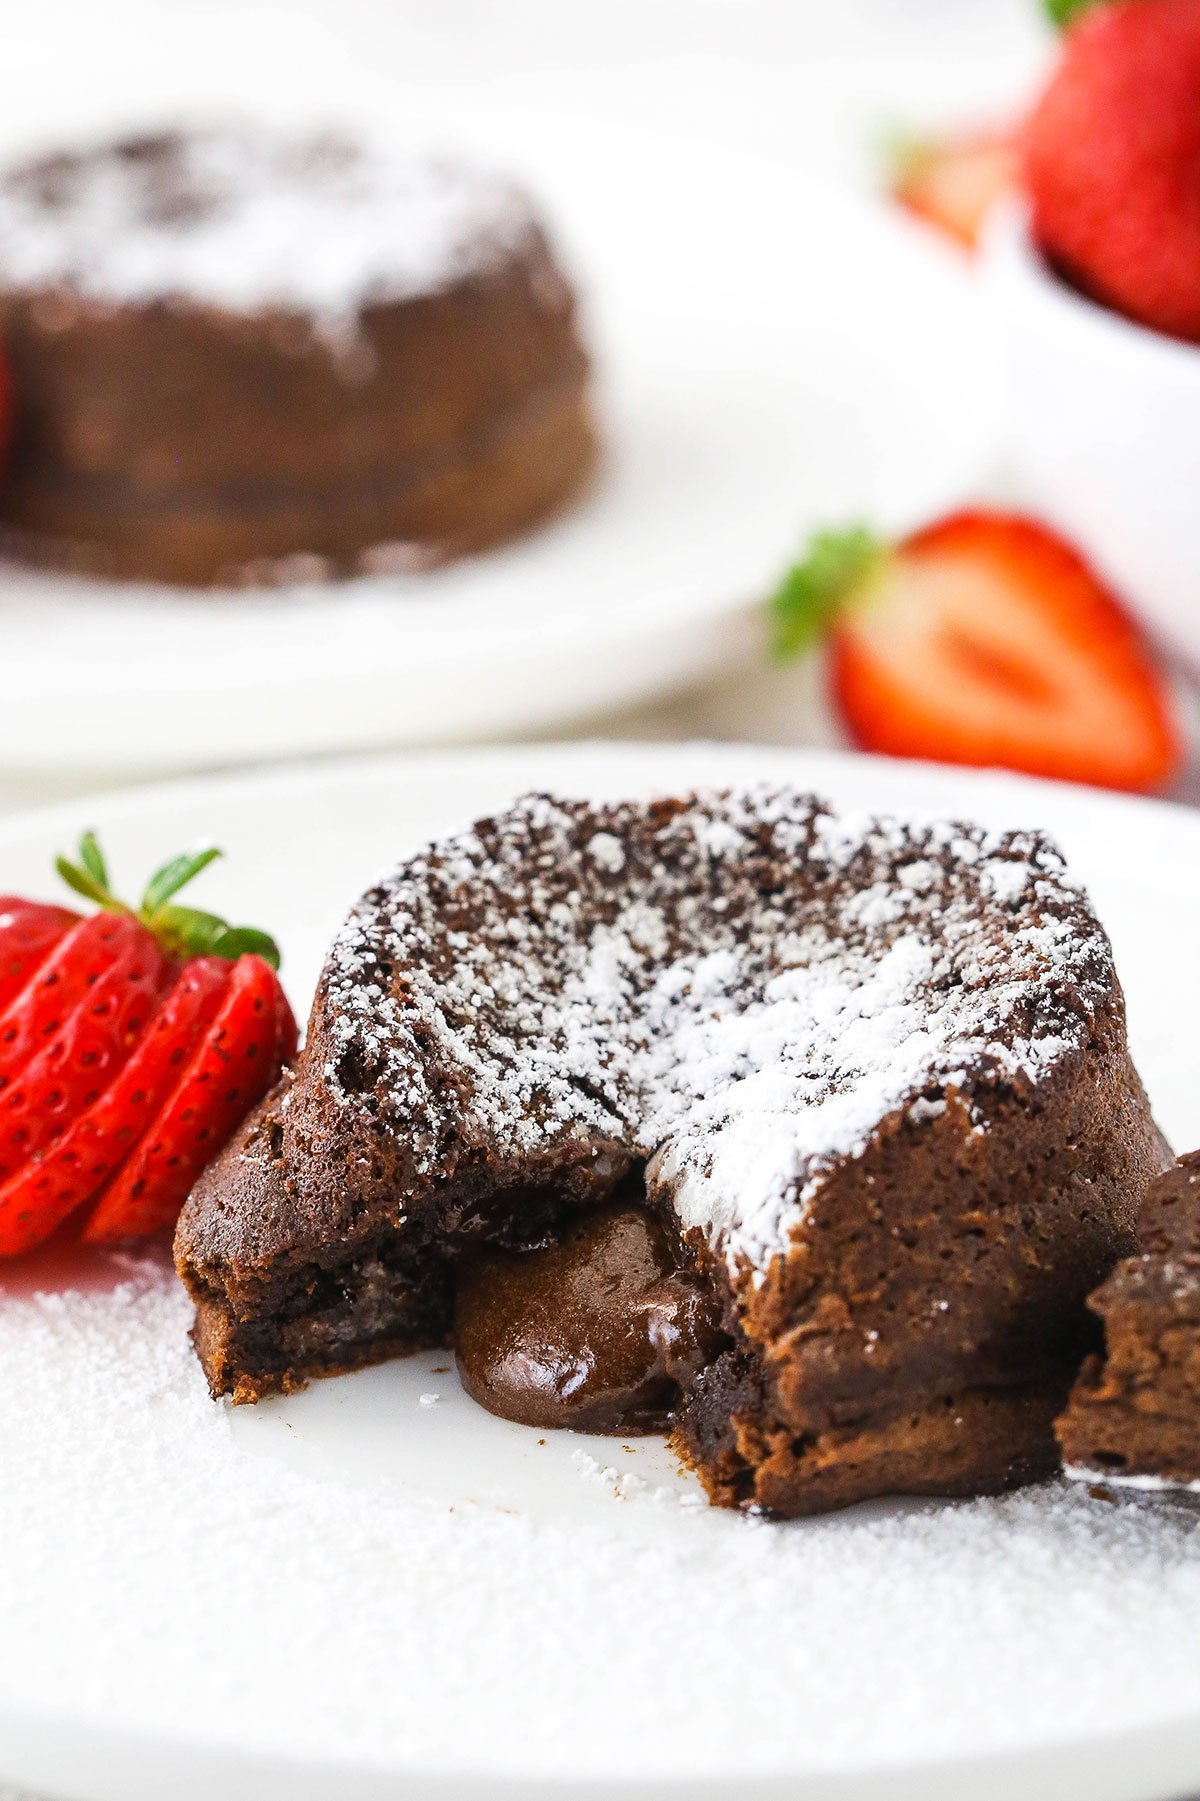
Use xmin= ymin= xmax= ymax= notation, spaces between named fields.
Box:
xmin=3 ymin=1252 xmax=1200 ymax=1783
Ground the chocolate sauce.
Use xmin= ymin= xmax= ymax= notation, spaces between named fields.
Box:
xmin=454 ymin=1203 xmax=723 ymax=1433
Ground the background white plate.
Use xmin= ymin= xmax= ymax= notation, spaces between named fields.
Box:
xmin=2 ymin=741 xmax=1200 ymax=1801
xmin=0 ymin=123 xmax=999 ymax=776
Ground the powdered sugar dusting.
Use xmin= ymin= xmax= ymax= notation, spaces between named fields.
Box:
xmin=319 ymin=787 xmax=1110 ymax=1285
xmin=0 ymin=128 xmax=542 ymax=331
xmin=1065 ymin=1464 xmax=1200 ymax=1496
xmin=4 ymin=1254 xmax=1200 ymax=1782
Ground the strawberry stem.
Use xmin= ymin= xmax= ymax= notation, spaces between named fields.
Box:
xmin=767 ymin=525 xmax=886 ymax=662
xmin=55 ymin=835 xmax=282 ymax=970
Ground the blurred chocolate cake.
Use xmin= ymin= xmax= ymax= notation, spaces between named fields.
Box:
xmin=0 ymin=128 xmax=594 ymax=584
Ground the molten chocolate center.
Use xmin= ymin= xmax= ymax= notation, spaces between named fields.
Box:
xmin=454 ymin=1203 xmax=722 ymax=1433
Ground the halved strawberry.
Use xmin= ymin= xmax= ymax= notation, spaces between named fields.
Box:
xmin=890 ymin=128 xmax=1017 ymax=252
xmin=0 ymin=834 xmax=297 ymax=1256
xmin=86 ymin=953 xmax=289 ymax=1242
xmin=0 ymin=899 xmax=80 ymax=1014
xmin=768 ymin=511 xmax=1182 ymax=792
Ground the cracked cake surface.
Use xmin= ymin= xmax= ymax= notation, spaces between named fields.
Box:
xmin=176 ymin=786 xmax=1168 ymax=1515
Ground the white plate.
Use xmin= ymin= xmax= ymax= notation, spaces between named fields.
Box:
xmin=3 ymin=742 xmax=1200 ymax=1801
xmin=0 ymin=124 xmax=999 ymax=776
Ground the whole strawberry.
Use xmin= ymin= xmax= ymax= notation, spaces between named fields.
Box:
xmin=1026 ymin=0 xmax=1200 ymax=343
xmin=0 ymin=836 xmax=297 ymax=1256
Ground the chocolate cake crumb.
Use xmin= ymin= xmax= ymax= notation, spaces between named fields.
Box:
xmin=1059 ymin=1152 xmax=1200 ymax=1492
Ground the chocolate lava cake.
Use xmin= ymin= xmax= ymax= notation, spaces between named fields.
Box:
xmin=175 ymin=789 xmax=1168 ymax=1516
xmin=1058 ymin=1153 xmax=1200 ymax=1492
xmin=0 ymin=128 xmax=593 ymax=585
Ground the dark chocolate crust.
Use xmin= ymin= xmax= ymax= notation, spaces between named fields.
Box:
xmin=1057 ymin=1153 xmax=1200 ymax=1490
xmin=0 ymin=133 xmax=594 ymax=585
xmin=176 ymin=789 xmax=1168 ymax=1515
xmin=681 ymin=1031 xmax=1164 ymax=1514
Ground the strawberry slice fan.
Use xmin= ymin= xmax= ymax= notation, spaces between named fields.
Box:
xmin=767 ymin=510 xmax=1182 ymax=795
xmin=0 ymin=836 xmax=297 ymax=1256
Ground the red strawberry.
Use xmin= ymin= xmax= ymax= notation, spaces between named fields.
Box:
xmin=1025 ymin=0 xmax=1200 ymax=343
xmin=0 ymin=834 xmax=297 ymax=1256
xmin=0 ymin=899 xmax=80 ymax=1014
xmin=0 ymin=913 xmax=171 ymax=1187
xmin=0 ymin=957 xmax=227 ymax=1257
xmin=86 ymin=954 xmax=291 ymax=1242
xmin=891 ymin=128 xmax=1017 ymax=253
xmin=768 ymin=511 xmax=1181 ymax=793
xmin=0 ymin=912 xmax=143 ymax=1094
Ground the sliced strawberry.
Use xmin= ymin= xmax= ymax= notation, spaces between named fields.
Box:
xmin=0 ymin=835 xmax=296 ymax=1258
xmin=891 ymin=128 xmax=1017 ymax=252
xmin=0 ymin=912 xmax=152 ymax=1097
xmin=85 ymin=954 xmax=293 ymax=1242
xmin=0 ymin=919 xmax=171 ymax=1186
xmin=768 ymin=512 xmax=1182 ymax=793
xmin=0 ymin=899 xmax=79 ymax=1015
xmin=0 ymin=957 xmax=228 ymax=1257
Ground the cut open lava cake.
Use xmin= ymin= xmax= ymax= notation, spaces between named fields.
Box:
xmin=174 ymin=787 xmax=1169 ymax=1517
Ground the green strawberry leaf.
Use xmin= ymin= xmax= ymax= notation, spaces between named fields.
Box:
xmin=55 ymin=833 xmax=283 ymax=969
xmin=210 ymin=926 xmax=282 ymax=971
xmin=55 ymin=855 xmax=116 ymax=909
xmin=1043 ymin=0 xmax=1105 ymax=28
xmin=150 ymin=905 xmax=227 ymax=958
xmin=767 ymin=526 xmax=885 ymax=663
xmin=151 ymin=906 xmax=282 ymax=969
xmin=141 ymin=845 xmax=223 ymax=916
xmin=77 ymin=831 xmax=110 ymax=892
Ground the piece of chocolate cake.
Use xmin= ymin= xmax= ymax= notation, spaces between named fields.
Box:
xmin=1058 ymin=1153 xmax=1200 ymax=1492
xmin=0 ymin=128 xmax=594 ymax=584
xmin=175 ymin=789 xmax=1168 ymax=1516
